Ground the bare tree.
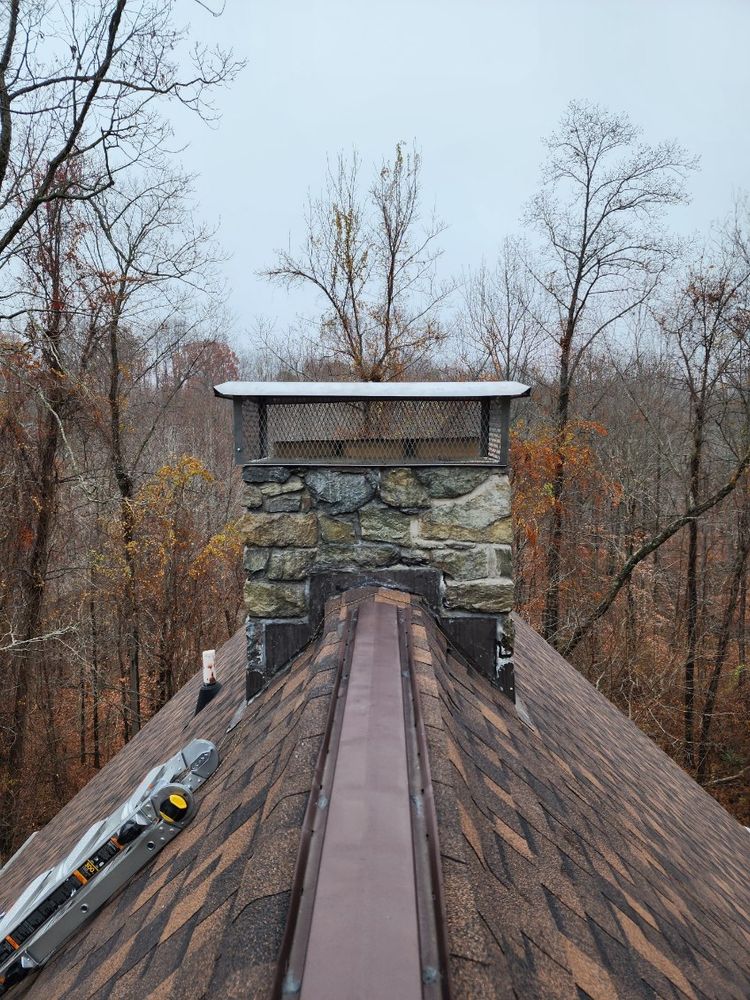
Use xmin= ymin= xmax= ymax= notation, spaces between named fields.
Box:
xmin=83 ymin=168 xmax=223 ymax=735
xmin=0 ymin=0 xmax=239 ymax=856
xmin=696 ymin=487 xmax=750 ymax=782
xmin=461 ymin=238 xmax=541 ymax=381
xmin=0 ymin=186 xmax=95 ymax=853
xmin=661 ymin=250 xmax=750 ymax=765
xmin=263 ymin=145 xmax=452 ymax=381
xmin=560 ymin=228 xmax=750 ymax=676
xmin=0 ymin=0 xmax=240 ymax=296
xmin=527 ymin=100 xmax=696 ymax=646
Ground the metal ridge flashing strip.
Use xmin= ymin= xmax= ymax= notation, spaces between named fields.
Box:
xmin=274 ymin=597 xmax=452 ymax=1000
xmin=398 ymin=606 xmax=453 ymax=999
xmin=275 ymin=610 xmax=358 ymax=998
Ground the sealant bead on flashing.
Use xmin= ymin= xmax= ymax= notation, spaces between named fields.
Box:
xmin=227 ymin=700 xmax=248 ymax=733
xmin=515 ymin=695 xmax=537 ymax=733
xmin=282 ymin=973 xmax=301 ymax=995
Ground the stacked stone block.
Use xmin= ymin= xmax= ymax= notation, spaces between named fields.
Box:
xmin=241 ymin=464 xmax=515 ymax=691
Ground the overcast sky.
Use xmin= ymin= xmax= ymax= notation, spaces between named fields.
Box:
xmin=177 ymin=0 xmax=750 ymax=347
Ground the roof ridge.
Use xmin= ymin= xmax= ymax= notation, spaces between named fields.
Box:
xmin=273 ymin=593 xmax=453 ymax=1000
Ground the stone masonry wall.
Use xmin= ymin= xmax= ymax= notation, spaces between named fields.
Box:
xmin=240 ymin=465 xmax=515 ymax=690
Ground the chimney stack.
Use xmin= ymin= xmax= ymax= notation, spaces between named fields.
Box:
xmin=214 ymin=381 xmax=530 ymax=702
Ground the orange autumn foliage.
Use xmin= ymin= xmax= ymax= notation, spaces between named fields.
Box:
xmin=510 ymin=420 xmax=622 ymax=549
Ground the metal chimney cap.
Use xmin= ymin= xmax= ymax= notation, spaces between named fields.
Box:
xmin=213 ymin=380 xmax=531 ymax=403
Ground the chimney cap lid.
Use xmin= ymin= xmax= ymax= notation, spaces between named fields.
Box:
xmin=213 ymin=380 xmax=531 ymax=402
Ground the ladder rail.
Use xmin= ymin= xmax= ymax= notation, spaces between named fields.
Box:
xmin=0 ymin=739 xmax=219 ymax=992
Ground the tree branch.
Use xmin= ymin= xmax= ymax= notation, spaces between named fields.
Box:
xmin=561 ymin=445 xmax=750 ymax=657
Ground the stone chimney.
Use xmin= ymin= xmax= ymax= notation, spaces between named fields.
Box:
xmin=214 ymin=381 xmax=530 ymax=702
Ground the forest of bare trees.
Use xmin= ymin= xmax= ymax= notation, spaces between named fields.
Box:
xmin=0 ymin=0 xmax=244 ymax=857
xmin=0 ymin=2 xmax=748 ymax=861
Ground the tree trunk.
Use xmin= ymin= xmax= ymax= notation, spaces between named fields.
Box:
xmin=108 ymin=304 xmax=141 ymax=736
xmin=116 ymin=618 xmax=130 ymax=744
xmin=0 ymin=405 xmax=60 ymax=856
xmin=738 ymin=553 xmax=747 ymax=688
xmin=696 ymin=502 xmax=750 ymax=781
xmin=542 ymin=330 xmax=572 ymax=647
xmin=79 ymin=657 xmax=86 ymax=765
xmin=653 ymin=447 xmax=662 ymax=593
xmin=682 ymin=406 xmax=704 ymax=770
xmin=683 ymin=517 xmax=699 ymax=769
xmin=41 ymin=658 xmax=65 ymax=800
xmin=90 ymin=597 xmax=101 ymax=770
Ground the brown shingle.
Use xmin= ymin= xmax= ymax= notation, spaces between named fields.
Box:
xmin=405 ymin=600 xmax=750 ymax=999
xmin=3 ymin=598 xmax=352 ymax=999
xmin=4 ymin=588 xmax=750 ymax=999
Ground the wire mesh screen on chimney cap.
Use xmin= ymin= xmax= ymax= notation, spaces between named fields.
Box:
xmin=214 ymin=381 xmax=531 ymax=467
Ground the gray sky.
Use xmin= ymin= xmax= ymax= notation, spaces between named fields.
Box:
xmin=178 ymin=0 xmax=750 ymax=346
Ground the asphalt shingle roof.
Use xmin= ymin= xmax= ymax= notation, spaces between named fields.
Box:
xmin=2 ymin=587 xmax=749 ymax=999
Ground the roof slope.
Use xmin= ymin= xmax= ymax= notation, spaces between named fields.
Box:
xmin=3 ymin=598 xmax=349 ymax=999
xmin=427 ymin=610 xmax=750 ymax=999
xmin=2 ymin=588 xmax=749 ymax=999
